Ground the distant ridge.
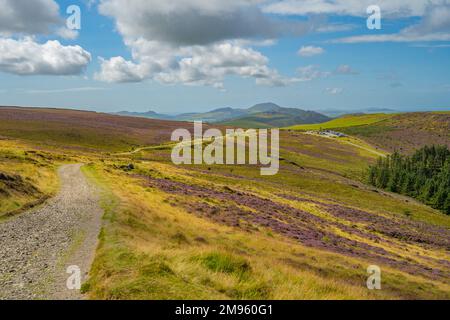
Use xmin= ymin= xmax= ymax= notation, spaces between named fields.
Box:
xmin=115 ymin=102 xmax=330 ymax=127
xmin=117 ymin=110 xmax=175 ymax=120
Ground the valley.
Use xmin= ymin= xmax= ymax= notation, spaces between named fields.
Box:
xmin=0 ymin=107 xmax=449 ymax=299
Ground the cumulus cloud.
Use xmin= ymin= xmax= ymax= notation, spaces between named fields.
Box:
xmin=98 ymin=0 xmax=311 ymax=46
xmin=334 ymin=3 xmax=450 ymax=43
xmin=0 ymin=0 xmax=61 ymax=36
xmin=0 ymin=1 xmax=93 ymax=77
xmin=95 ymin=56 xmax=147 ymax=83
xmin=95 ymin=0 xmax=306 ymax=88
xmin=95 ymin=40 xmax=296 ymax=87
xmin=0 ymin=38 xmax=91 ymax=76
xmin=298 ymin=46 xmax=325 ymax=57
xmin=0 ymin=0 xmax=77 ymax=39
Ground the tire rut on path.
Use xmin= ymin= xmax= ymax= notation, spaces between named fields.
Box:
xmin=0 ymin=164 xmax=103 ymax=300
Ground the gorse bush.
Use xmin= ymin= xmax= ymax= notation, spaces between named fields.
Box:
xmin=368 ymin=145 xmax=450 ymax=215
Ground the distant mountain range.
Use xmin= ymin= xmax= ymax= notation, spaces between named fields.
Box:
xmin=116 ymin=103 xmax=331 ymax=128
xmin=115 ymin=110 xmax=177 ymax=120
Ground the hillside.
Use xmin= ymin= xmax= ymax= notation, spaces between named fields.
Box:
xmin=339 ymin=112 xmax=450 ymax=154
xmin=1 ymin=107 xmax=449 ymax=300
xmin=221 ymin=112 xmax=328 ymax=128
xmin=287 ymin=113 xmax=395 ymax=131
xmin=287 ymin=112 xmax=450 ymax=154
xmin=116 ymin=103 xmax=330 ymax=126
xmin=0 ymin=107 xmax=207 ymax=152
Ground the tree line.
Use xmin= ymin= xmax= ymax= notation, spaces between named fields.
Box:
xmin=368 ymin=145 xmax=450 ymax=215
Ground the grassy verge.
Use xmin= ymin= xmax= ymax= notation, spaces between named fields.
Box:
xmin=80 ymin=160 xmax=450 ymax=300
xmin=0 ymin=140 xmax=60 ymax=218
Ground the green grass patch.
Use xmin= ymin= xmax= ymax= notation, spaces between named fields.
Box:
xmin=197 ymin=252 xmax=251 ymax=277
xmin=287 ymin=113 xmax=395 ymax=131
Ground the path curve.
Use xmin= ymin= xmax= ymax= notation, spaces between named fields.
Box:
xmin=0 ymin=164 xmax=103 ymax=300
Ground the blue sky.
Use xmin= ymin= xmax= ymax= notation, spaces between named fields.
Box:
xmin=0 ymin=0 xmax=449 ymax=114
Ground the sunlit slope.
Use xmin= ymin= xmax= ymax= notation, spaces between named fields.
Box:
xmin=339 ymin=112 xmax=450 ymax=154
xmin=83 ymin=130 xmax=450 ymax=300
xmin=287 ymin=113 xmax=395 ymax=131
xmin=0 ymin=107 xmax=200 ymax=152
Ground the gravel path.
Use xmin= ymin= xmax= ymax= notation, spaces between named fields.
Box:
xmin=0 ymin=164 xmax=103 ymax=300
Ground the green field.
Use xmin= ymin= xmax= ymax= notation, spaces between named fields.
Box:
xmin=287 ymin=113 xmax=395 ymax=131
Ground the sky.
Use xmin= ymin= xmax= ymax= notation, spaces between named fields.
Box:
xmin=0 ymin=0 xmax=449 ymax=114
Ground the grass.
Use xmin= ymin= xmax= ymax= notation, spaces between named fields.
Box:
xmin=287 ymin=114 xmax=395 ymax=131
xmin=1 ymin=108 xmax=450 ymax=300
xmin=197 ymin=252 xmax=251 ymax=277
xmin=80 ymin=163 xmax=392 ymax=299
xmin=0 ymin=139 xmax=60 ymax=218
xmin=80 ymin=153 xmax=450 ymax=299
xmin=338 ymin=112 xmax=450 ymax=154
xmin=0 ymin=120 xmax=140 ymax=152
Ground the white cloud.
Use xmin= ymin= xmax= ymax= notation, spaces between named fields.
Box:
xmin=95 ymin=56 xmax=147 ymax=83
xmin=325 ymin=87 xmax=344 ymax=95
xmin=95 ymin=0 xmax=303 ymax=88
xmin=298 ymin=46 xmax=325 ymax=57
xmin=95 ymin=40 xmax=296 ymax=87
xmin=56 ymin=27 xmax=79 ymax=40
xmin=0 ymin=0 xmax=77 ymax=39
xmin=297 ymin=65 xmax=331 ymax=81
xmin=263 ymin=0 xmax=445 ymax=18
xmin=0 ymin=38 xmax=91 ymax=76
xmin=0 ymin=0 xmax=61 ymax=36
xmin=98 ymin=0 xmax=309 ymax=46
xmin=334 ymin=32 xmax=450 ymax=43
xmin=335 ymin=64 xmax=359 ymax=75
xmin=334 ymin=3 xmax=450 ymax=43
xmin=86 ymin=0 xmax=98 ymax=9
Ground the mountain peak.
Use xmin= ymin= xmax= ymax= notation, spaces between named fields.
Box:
xmin=248 ymin=102 xmax=282 ymax=113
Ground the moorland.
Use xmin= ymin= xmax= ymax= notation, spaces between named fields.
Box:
xmin=0 ymin=106 xmax=449 ymax=299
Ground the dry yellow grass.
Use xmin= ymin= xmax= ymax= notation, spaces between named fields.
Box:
xmin=82 ymin=160 xmax=450 ymax=300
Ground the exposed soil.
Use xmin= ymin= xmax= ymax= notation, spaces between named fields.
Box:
xmin=0 ymin=164 xmax=103 ymax=300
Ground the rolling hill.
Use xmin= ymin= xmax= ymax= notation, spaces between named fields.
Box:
xmin=338 ymin=112 xmax=450 ymax=154
xmin=0 ymin=107 xmax=449 ymax=299
xmin=116 ymin=103 xmax=330 ymax=126
xmin=0 ymin=106 xmax=210 ymax=152
xmin=287 ymin=112 xmax=450 ymax=154
xmin=220 ymin=103 xmax=330 ymax=128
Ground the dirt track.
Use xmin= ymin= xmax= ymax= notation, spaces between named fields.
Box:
xmin=0 ymin=164 xmax=103 ymax=300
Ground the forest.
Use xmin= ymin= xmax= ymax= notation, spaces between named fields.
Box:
xmin=368 ymin=145 xmax=450 ymax=215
